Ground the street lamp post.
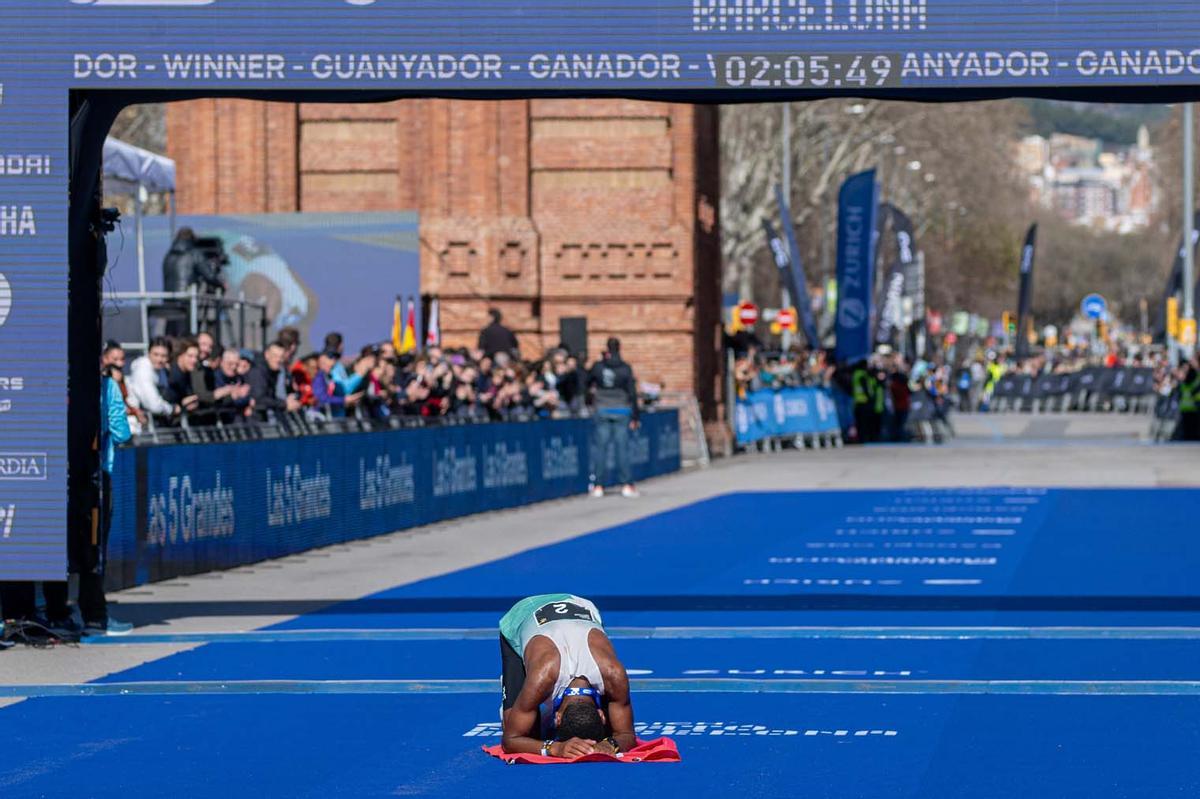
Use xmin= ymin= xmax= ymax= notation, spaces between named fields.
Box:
xmin=1184 ymin=102 xmax=1196 ymax=356
xmin=781 ymin=102 xmax=793 ymax=350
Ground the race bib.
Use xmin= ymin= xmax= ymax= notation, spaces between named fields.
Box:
xmin=534 ymin=600 xmax=596 ymax=626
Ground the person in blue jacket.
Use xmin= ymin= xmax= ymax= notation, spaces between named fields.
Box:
xmin=82 ymin=367 xmax=134 ymax=635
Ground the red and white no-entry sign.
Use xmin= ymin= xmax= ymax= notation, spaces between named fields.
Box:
xmin=736 ymin=302 xmax=759 ymax=326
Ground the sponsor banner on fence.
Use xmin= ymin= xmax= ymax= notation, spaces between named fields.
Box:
xmin=734 ymin=387 xmax=840 ymax=445
xmin=107 ymin=411 xmax=679 ymax=590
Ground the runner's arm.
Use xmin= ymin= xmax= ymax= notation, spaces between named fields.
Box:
xmin=600 ymin=655 xmax=637 ymax=752
xmin=500 ymin=659 xmax=596 ymax=757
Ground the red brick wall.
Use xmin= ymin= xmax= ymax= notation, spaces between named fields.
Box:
xmin=165 ymin=98 xmax=723 ymax=421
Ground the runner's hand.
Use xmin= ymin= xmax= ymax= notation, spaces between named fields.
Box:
xmin=552 ymin=738 xmax=595 ymax=759
xmin=591 ymin=739 xmax=619 ymax=755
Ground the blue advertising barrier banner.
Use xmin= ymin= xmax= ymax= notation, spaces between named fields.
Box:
xmin=733 ymin=387 xmax=840 ymax=446
xmin=834 ymin=170 xmax=879 ymax=365
xmin=107 ymin=411 xmax=679 ymax=590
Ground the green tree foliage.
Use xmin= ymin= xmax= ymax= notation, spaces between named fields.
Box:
xmin=1023 ymin=100 xmax=1167 ymax=146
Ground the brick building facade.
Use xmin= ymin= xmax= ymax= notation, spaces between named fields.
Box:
xmin=165 ymin=98 xmax=724 ymax=426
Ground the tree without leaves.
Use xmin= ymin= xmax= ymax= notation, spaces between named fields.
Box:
xmin=721 ymin=99 xmax=1030 ymax=317
xmin=108 ymin=103 xmax=167 ymax=154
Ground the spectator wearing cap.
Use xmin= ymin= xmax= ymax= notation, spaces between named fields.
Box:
xmin=364 ymin=354 xmax=394 ymax=419
xmin=313 ymin=350 xmax=364 ymax=418
xmin=323 ymin=331 xmax=365 ymax=396
xmin=103 ymin=341 xmax=146 ymax=435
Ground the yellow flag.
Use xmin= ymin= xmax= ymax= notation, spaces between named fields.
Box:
xmin=399 ymin=298 xmax=417 ymax=354
xmin=391 ymin=297 xmax=404 ymax=351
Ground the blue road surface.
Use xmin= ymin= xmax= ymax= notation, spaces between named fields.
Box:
xmin=2 ymin=488 xmax=1199 ymax=797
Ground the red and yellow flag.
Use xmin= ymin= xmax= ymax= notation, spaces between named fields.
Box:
xmin=399 ymin=298 xmax=417 ymax=354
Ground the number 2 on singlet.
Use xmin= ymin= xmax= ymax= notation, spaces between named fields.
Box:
xmin=534 ymin=601 xmax=595 ymax=626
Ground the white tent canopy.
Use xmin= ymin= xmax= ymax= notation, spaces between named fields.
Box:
xmin=102 ymin=137 xmax=178 ymax=350
xmin=103 ymin=136 xmax=176 ymax=195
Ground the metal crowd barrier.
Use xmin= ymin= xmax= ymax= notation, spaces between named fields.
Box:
xmin=1151 ymin=394 xmax=1181 ymax=442
xmin=733 ymin=385 xmax=844 ymax=452
xmin=988 ymin=367 xmax=1158 ymax=414
xmin=907 ymin=389 xmax=954 ymax=444
xmin=130 ymin=402 xmax=676 ymax=447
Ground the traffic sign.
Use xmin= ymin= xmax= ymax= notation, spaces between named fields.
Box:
xmin=776 ymin=307 xmax=797 ymax=330
xmin=736 ymin=302 xmax=759 ymax=327
xmin=1081 ymin=294 xmax=1107 ymax=320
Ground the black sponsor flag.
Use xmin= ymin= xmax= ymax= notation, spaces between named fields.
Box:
xmin=1015 ymin=223 xmax=1038 ymax=360
xmin=763 ymin=184 xmax=820 ymax=347
xmin=875 ymin=203 xmax=915 ymax=346
xmin=1158 ymin=211 xmax=1200 ymax=338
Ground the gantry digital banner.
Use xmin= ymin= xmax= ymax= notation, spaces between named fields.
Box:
xmin=4 ymin=0 xmax=1200 ymax=577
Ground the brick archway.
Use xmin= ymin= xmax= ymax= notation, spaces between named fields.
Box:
xmin=167 ymin=97 xmax=722 ymax=423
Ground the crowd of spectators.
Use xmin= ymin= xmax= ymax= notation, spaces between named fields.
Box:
xmin=727 ymin=331 xmax=934 ymax=444
xmin=946 ymin=345 xmax=1180 ymax=414
xmin=101 ymin=310 xmax=630 ymax=436
xmin=727 ymin=325 xmax=1198 ymax=445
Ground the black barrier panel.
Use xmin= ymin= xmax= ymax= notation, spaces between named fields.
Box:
xmin=1036 ymin=375 xmax=1065 ymax=397
xmin=105 ymin=412 xmax=681 ymax=591
xmin=1094 ymin=368 xmax=1119 ymax=396
xmin=1124 ymin=368 xmax=1155 ymax=397
xmin=1108 ymin=368 xmax=1131 ymax=395
xmin=1077 ymin=368 xmax=1102 ymax=393
xmin=908 ymin=390 xmax=936 ymax=423
xmin=1156 ymin=395 xmax=1181 ymax=420
xmin=988 ymin=365 xmax=1163 ymax=411
xmin=993 ymin=375 xmax=1020 ymax=400
xmin=1118 ymin=364 xmax=1156 ymax=395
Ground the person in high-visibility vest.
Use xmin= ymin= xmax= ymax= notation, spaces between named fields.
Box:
xmin=984 ymin=352 xmax=1005 ymax=400
xmin=1178 ymin=356 xmax=1200 ymax=441
xmin=851 ymin=359 xmax=877 ymax=444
